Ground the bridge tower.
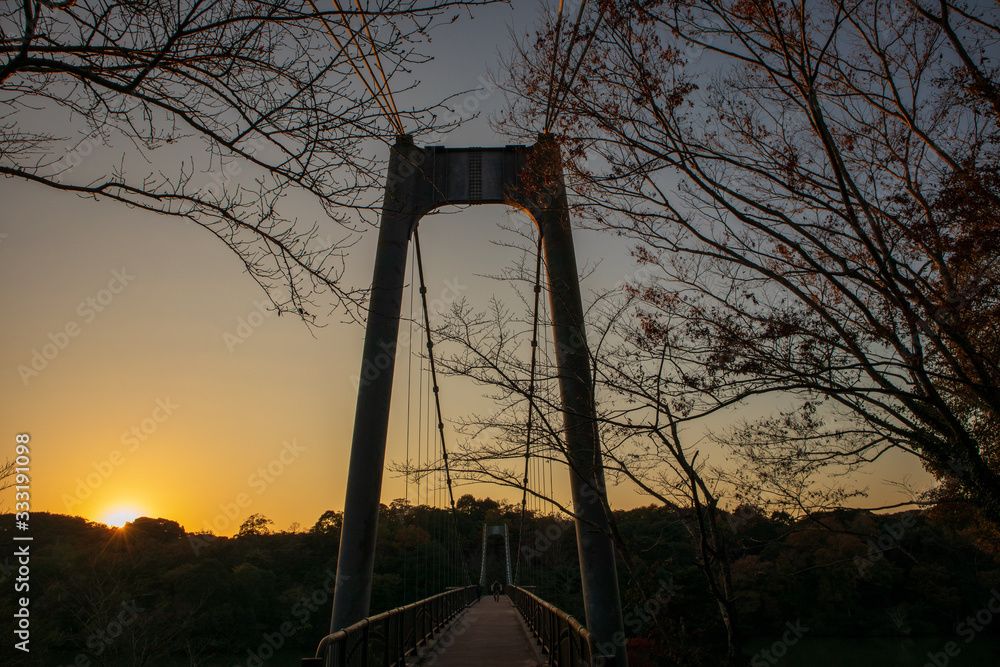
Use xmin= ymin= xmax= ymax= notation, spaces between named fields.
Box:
xmin=330 ymin=134 xmax=627 ymax=665
xmin=479 ymin=524 xmax=513 ymax=587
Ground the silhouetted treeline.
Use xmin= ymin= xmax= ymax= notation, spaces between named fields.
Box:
xmin=1 ymin=498 xmax=997 ymax=666
xmin=612 ymin=503 xmax=1000 ymax=665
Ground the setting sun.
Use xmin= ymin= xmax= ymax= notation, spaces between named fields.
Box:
xmin=102 ymin=505 xmax=146 ymax=528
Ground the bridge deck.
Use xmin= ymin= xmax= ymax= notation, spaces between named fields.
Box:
xmin=414 ymin=595 xmax=543 ymax=666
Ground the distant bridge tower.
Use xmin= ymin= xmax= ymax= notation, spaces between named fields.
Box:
xmin=330 ymin=134 xmax=627 ymax=666
xmin=478 ymin=524 xmax=513 ymax=587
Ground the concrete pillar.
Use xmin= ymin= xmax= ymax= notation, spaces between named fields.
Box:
xmin=329 ymin=135 xmax=422 ymax=633
xmin=528 ymin=134 xmax=629 ymax=666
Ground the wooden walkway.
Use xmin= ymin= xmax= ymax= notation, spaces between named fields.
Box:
xmin=413 ymin=596 xmax=543 ymax=666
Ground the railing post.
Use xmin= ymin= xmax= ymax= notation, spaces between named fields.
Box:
xmin=553 ymin=613 xmax=559 ymax=665
xmin=406 ymin=605 xmax=414 ymax=657
xmin=397 ymin=610 xmax=403 ymax=665
xmin=362 ymin=621 xmax=370 ymax=665
xmin=397 ymin=611 xmax=402 ymax=665
xmin=422 ymin=599 xmax=428 ymax=643
xmin=564 ymin=616 xmax=571 ymax=667
xmin=382 ymin=614 xmax=390 ymax=667
xmin=399 ymin=607 xmax=405 ymax=665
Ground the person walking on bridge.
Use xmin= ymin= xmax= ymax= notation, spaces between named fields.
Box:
xmin=491 ymin=580 xmax=503 ymax=602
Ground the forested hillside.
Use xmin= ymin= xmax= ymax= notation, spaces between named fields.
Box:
xmin=1 ymin=498 xmax=997 ymax=665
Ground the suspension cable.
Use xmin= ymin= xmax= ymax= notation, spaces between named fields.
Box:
xmin=412 ymin=225 xmax=473 ymax=587
xmin=541 ymin=0 xmax=567 ymax=131
xmin=514 ymin=233 xmax=545 ymax=585
xmin=546 ymin=8 xmax=605 ymax=132
xmin=333 ymin=0 xmax=405 ymax=132
xmin=544 ymin=0 xmax=587 ymax=131
xmin=413 ymin=226 xmax=457 ymax=510
xmin=544 ymin=1 xmax=607 ymax=133
xmin=353 ymin=0 xmax=403 ymax=124
xmin=307 ymin=0 xmax=405 ymax=135
xmin=404 ymin=251 xmax=415 ymax=602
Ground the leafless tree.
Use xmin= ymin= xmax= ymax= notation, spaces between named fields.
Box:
xmin=0 ymin=458 xmax=14 ymax=512
xmin=416 ymin=231 xmax=745 ymax=661
xmin=497 ymin=0 xmax=1000 ymax=524
xmin=2 ymin=0 xmax=502 ymax=320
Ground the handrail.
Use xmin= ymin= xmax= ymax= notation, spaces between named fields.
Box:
xmin=303 ymin=586 xmax=479 ymax=667
xmin=507 ymin=585 xmax=618 ymax=667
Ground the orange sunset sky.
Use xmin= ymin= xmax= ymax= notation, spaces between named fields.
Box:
xmin=0 ymin=3 xmax=932 ymax=535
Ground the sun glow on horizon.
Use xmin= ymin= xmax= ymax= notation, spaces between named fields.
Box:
xmin=101 ymin=505 xmax=146 ymax=528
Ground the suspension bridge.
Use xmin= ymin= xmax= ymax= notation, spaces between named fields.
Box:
xmin=301 ymin=2 xmax=629 ymax=665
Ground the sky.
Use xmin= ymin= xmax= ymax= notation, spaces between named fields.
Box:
xmin=0 ymin=1 xmax=931 ymax=536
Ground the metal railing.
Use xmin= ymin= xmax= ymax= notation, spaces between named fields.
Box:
xmin=507 ymin=585 xmax=618 ymax=667
xmin=303 ymin=586 xmax=479 ymax=667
